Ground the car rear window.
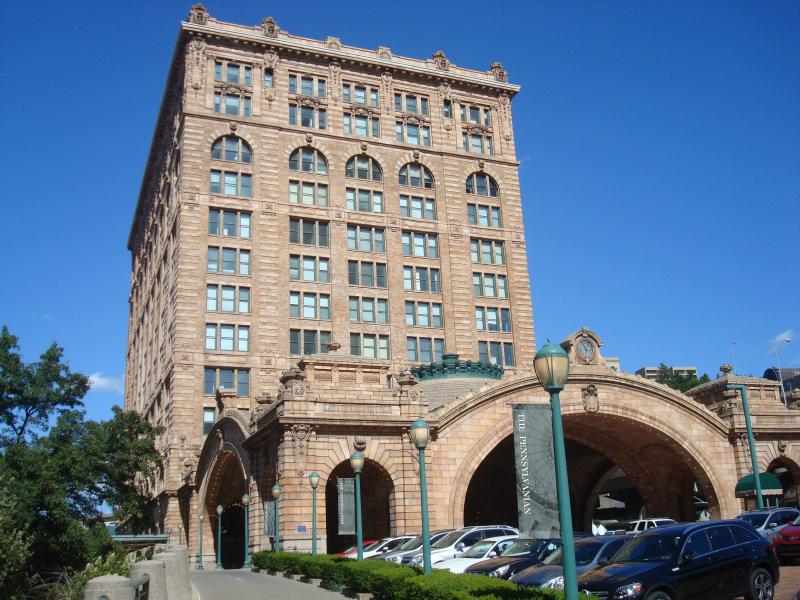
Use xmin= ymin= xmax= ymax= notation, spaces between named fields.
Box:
xmin=707 ymin=526 xmax=736 ymax=551
xmin=730 ymin=525 xmax=759 ymax=544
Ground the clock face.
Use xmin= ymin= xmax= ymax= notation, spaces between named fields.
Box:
xmin=577 ymin=338 xmax=595 ymax=361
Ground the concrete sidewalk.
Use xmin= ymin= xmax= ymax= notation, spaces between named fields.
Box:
xmin=191 ymin=569 xmax=342 ymax=600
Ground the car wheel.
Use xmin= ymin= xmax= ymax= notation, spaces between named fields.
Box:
xmin=645 ymin=591 xmax=672 ymax=600
xmin=745 ymin=567 xmax=774 ymax=600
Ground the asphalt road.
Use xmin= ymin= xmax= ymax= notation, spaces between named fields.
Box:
xmin=191 ymin=569 xmax=342 ymax=600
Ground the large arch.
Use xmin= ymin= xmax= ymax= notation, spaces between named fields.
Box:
xmin=324 ymin=458 xmax=394 ymax=553
xmin=195 ymin=411 xmax=251 ymax=568
xmin=432 ymin=368 xmax=738 ymax=531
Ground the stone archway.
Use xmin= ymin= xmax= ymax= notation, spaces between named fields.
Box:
xmin=324 ymin=458 xmax=394 ymax=554
xmin=768 ymin=457 xmax=800 ymax=507
xmin=437 ymin=369 xmax=737 ymax=532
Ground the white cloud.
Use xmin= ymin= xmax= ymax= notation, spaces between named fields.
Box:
xmin=768 ymin=330 xmax=794 ymax=354
xmin=88 ymin=372 xmax=124 ymax=395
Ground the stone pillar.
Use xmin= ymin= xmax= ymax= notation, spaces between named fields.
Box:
xmin=155 ymin=548 xmax=191 ymax=600
xmin=83 ymin=575 xmax=133 ymax=600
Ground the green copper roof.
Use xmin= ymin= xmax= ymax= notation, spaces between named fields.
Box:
xmin=735 ymin=472 xmax=783 ymax=496
xmin=411 ymin=354 xmax=503 ymax=380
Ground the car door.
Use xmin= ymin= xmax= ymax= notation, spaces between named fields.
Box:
xmin=673 ymin=530 xmax=717 ymax=600
xmin=456 ymin=531 xmax=483 ymax=557
xmin=705 ymin=525 xmax=742 ymax=598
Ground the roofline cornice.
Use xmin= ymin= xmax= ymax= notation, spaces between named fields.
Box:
xmin=181 ymin=22 xmax=521 ymax=95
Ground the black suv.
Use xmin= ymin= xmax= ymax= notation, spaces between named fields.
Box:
xmin=578 ymin=520 xmax=779 ymax=599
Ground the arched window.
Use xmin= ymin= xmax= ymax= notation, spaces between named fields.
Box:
xmin=211 ymin=136 xmax=252 ymax=164
xmin=465 ymin=172 xmax=499 ymax=197
xmin=289 ymin=147 xmax=328 ymax=175
xmin=345 ymin=156 xmax=382 ymax=182
xmin=399 ymin=163 xmax=434 ymax=189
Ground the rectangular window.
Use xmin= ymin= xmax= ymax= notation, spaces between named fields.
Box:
xmin=220 ymin=286 xmax=235 ymax=312
xmin=289 ymin=104 xmax=297 ymax=125
xmin=207 ymin=247 xmax=219 ymax=272
xmin=220 ymin=324 xmax=235 ymax=351
xmin=206 ymin=285 xmax=218 ymax=311
xmin=205 ymin=324 xmax=217 ymax=350
xmin=288 ymin=329 xmax=331 ymax=355
xmin=347 ymin=225 xmax=385 ymax=252
xmin=443 ymin=99 xmax=452 ymax=118
xmin=203 ymin=407 xmax=215 ymax=435
xmin=237 ymin=326 xmax=249 ymax=352
xmin=239 ymin=250 xmax=250 ymax=275
xmin=343 ymin=84 xmax=351 ymax=103
xmin=290 ymin=219 xmax=329 ymax=247
xmin=222 ymin=248 xmax=236 ymax=274
xmin=237 ymin=370 xmax=249 ymax=396
xmin=239 ymin=287 xmax=250 ymax=313
xmin=288 ymin=74 xmax=297 ymax=94
xmin=471 ymin=239 xmax=506 ymax=264
xmin=503 ymin=343 xmax=515 ymax=366
xmin=204 ymin=368 xmax=216 ymax=395
xmin=402 ymin=231 xmax=438 ymax=258
xmin=264 ymin=68 xmax=273 ymax=88
xmin=214 ymin=62 xmax=222 ymax=81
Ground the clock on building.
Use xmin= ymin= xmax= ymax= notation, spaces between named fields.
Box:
xmin=576 ymin=338 xmax=596 ymax=363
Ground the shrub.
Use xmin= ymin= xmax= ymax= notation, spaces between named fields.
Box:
xmin=296 ymin=553 xmax=335 ymax=579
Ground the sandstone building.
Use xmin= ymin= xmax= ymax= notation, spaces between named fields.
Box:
xmin=125 ymin=5 xmax=800 ymax=566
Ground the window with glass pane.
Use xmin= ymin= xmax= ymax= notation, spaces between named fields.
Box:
xmin=431 ymin=269 xmax=440 ymax=292
xmin=239 ymin=251 xmax=250 ymax=275
xmin=225 ymin=94 xmax=240 ymax=115
xmin=343 ymin=84 xmax=351 ymax=103
xmin=221 ymin=286 xmax=235 ymax=312
xmin=361 ymin=262 xmax=374 ymax=286
xmin=290 ymin=329 xmax=301 ymax=355
xmin=403 ymin=267 xmax=413 ymax=290
xmin=301 ymin=107 xmax=314 ymax=128
xmin=209 ymin=210 xmax=220 ymax=235
xmin=237 ymin=370 xmax=249 ymax=396
xmin=238 ymin=326 xmax=249 ymax=351
xmin=476 ymin=308 xmax=485 ymax=331
xmin=301 ymin=293 xmax=315 ymax=318
xmin=289 ymin=104 xmax=297 ymax=125
xmin=320 ymin=295 xmax=330 ymax=319
xmin=318 ymin=79 xmax=326 ymax=98
xmin=405 ymin=302 xmax=415 ymax=326
xmin=221 ymin=369 xmax=235 ymax=392
xmin=395 ymin=122 xmax=403 ymax=142
xmin=377 ymin=299 xmax=388 ymax=323
xmin=204 ymin=368 xmax=216 ymax=395
xmin=210 ymin=171 xmax=221 ymax=194
xmin=406 ymin=337 xmax=417 ymax=361
xmin=349 ymin=298 xmax=359 ymax=321
xmin=407 ymin=124 xmax=419 ymax=144
xmin=303 ymin=330 xmax=317 ymax=354
xmin=350 ymin=333 xmax=361 ymax=356
xmin=205 ymin=325 xmax=217 ymax=350
xmin=219 ymin=325 xmax=234 ymax=351
xmin=319 ymin=259 xmax=329 ymax=282
xmin=206 ymin=285 xmax=218 ymax=311
xmin=264 ymin=68 xmax=273 ymax=87
xmin=416 ymin=268 xmax=428 ymax=291
xmin=214 ymin=62 xmax=222 ymax=81
xmin=432 ymin=304 xmax=442 ymax=327
xmin=220 ymin=248 xmax=235 ymax=273
xmin=478 ymin=341 xmax=489 ymax=363
xmin=203 ymin=407 xmax=215 ymax=434
xmin=419 ymin=338 xmax=432 ymax=362
xmin=207 ymin=247 xmax=219 ymax=272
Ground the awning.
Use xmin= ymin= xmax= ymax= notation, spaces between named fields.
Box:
xmin=735 ymin=472 xmax=784 ymax=497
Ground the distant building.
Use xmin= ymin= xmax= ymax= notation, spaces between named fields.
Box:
xmin=764 ymin=368 xmax=800 ymax=393
xmin=635 ymin=365 xmax=698 ymax=380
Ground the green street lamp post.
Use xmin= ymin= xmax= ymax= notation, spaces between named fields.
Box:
xmin=534 ymin=341 xmax=577 ymax=600
xmin=410 ymin=418 xmax=432 ymax=575
xmin=215 ymin=504 xmax=224 ymax=570
xmin=271 ymin=484 xmax=281 ymax=552
xmin=309 ymin=471 xmax=320 ymax=556
xmin=242 ymin=493 xmax=252 ymax=568
xmin=196 ymin=511 xmax=205 ymax=570
xmin=727 ymin=384 xmax=763 ymax=509
xmin=350 ymin=450 xmax=365 ymax=560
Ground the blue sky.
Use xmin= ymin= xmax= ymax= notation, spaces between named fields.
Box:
xmin=1 ymin=1 xmax=797 ymax=422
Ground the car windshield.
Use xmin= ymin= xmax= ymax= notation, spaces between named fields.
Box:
xmin=612 ymin=533 xmax=683 ymax=563
xmin=543 ymin=540 xmax=603 ymax=566
xmin=501 ymin=539 xmax=540 ymax=557
xmin=398 ymin=536 xmax=423 ymax=551
xmin=463 ymin=541 xmax=494 ymax=558
xmin=365 ymin=540 xmax=384 ymax=551
xmin=737 ymin=514 xmax=769 ymax=529
xmin=433 ymin=529 xmax=467 ymax=549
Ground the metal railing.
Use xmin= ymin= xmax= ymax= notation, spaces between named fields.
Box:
xmin=131 ymin=573 xmax=150 ymax=600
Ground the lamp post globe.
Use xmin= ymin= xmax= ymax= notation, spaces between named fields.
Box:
xmin=349 ymin=450 xmax=365 ymax=473
xmin=350 ymin=450 xmax=365 ymax=560
xmin=409 ymin=418 xmax=430 ymax=449
xmin=533 ymin=340 xmax=570 ymax=391
xmin=271 ymin=484 xmax=280 ymax=499
xmin=308 ymin=471 xmax=320 ymax=489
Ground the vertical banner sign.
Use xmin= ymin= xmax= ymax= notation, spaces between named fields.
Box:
xmin=264 ymin=500 xmax=275 ymax=537
xmin=337 ymin=477 xmax=355 ymax=535
xmin=512 ymin=404 xmax=560 ymax=538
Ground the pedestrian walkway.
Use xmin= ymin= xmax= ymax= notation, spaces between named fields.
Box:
xmin=191 ymin=569 xmax=342 ymax=600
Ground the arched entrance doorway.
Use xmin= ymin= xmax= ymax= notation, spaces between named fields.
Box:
xmin=325 ymin=458 xmax=393 ymax=553
xmin=205 ymin=448 xmax=247 ymax=568
xmin=462 ymin=413 xmax=719 ymax=532
xmin=768 ymin=457 xmax=800 ymax=507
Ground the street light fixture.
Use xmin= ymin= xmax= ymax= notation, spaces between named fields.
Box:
xmin=350 ymin=450 xmax=365 ymax=560
xmin=271 ymin=484 xmax=281 ymax=552
xmin=309 ymin=471 xmax=320 ymax=556
xmin=409 ymin=418 xmax=432 ymax=575
xmin=215 ymin=504 xmax=224 ymax=570
xmin=533 ymin=341 xmax=577 ymax=600
xmin=242 ymin=492 xmax=251 ymax=569
xmin=196 ymin=511 xmax=205 ymax=570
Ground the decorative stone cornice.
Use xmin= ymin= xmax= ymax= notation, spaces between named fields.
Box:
xmin=411 ymin=353 xmax=503 ymax=381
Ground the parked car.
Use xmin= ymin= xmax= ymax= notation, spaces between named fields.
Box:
xmin=625 ymin=518 xmax=677 ymax=534
xmin=335 ymin=539 xmax=379 ymax=558
xmin=736 ymin=507 xmax=800 ymax=541
xmin=374 ymin=530 xmax=453 ymax=563
xmin=361 ymin=535 xmax=415 ymax=559
xmin=434 ymin=535 xmax=518 ymax=574
xmin=404 ymin=525 xmax=519 ymax=566
xmin=511 ymin=535 xmax=630 ymax=589
xmin=465 ymin=537 xmax=561 ymax=579
xmin=578 ymin=520 xmax=780 ymax=599
xmin=774 ymin=514 xmax=800 ymax=564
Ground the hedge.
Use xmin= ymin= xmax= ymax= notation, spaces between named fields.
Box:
xmin=250 ymin=552 xmax=591 ymax=599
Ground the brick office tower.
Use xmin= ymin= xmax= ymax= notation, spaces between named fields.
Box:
xmin=125 ymin=5 xmax=536 ymax=561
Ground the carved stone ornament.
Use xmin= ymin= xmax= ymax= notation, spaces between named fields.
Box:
xmin=291 ymin=424 xmax=313 ymax=476
xmin=720 ymin=364 xmax=733 ymax=375
xmin=304 ymin=133 xmax=313 ymax=145
xmin=432 ymin=50 xmax=450 ymax=71
xmin=229 ymin=122 xmax=238 ymax=132
xmin=380 ymin=71 xmax=393 ymax=114
xmin=778 ymin=440 xmax=788 ymax=454
xmin=477 ymin=159 xmax=485 ymax=171
xmin=292 ymin=383 xmax=306 ymax=399
xmin=324 ymin=337 xmax=342 ymax=352
xmin=322 ymin=36 xmax=340 ymax=49
xmin=329 ymin=62 xmax=342 ymax=104
xmin=359 ymin=142 xmax=368 ymax=153
xmin=215 ymin=429 xmax=225 ymax=453
xmin=490 ymin=61 xmax=508 ymax=83
xmin=582 ymin=384 xmax=600 ymax=413
xmin=187 ymin=3 xmax=209 ymax=25
xmin=498 ymin=93 xmax=513 ymax=142
xmin=412 ymin=150 xmax=421 ymax=161
xmin=264 ymin=49 xmax=279 ymax=68
xmin=353 ymin=435 xmax=367 ymax=452
xmin=186 ymin=39 xmax=207 ymax=97
xmin=256 ymin=391 xmax=273 ymax=406
xmin=261 ymin=16 xmax=279 ymax=38
xmin=438 ymin=82 xmax=452 ymax=100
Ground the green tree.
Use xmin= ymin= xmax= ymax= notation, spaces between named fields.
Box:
xmin=655 ymin=363 xmax=711 ymax=393
xmin=0 ymin=326 xmax=162 ymax=590
xmin=0 ymin=326 xmax=89 ymax=445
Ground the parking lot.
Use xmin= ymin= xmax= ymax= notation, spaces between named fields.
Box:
xmin=776 ymin=564 xmax=800 ymax=600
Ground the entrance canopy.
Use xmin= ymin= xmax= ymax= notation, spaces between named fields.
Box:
xmin=735 ymin=472 xmax=783 ymax=498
